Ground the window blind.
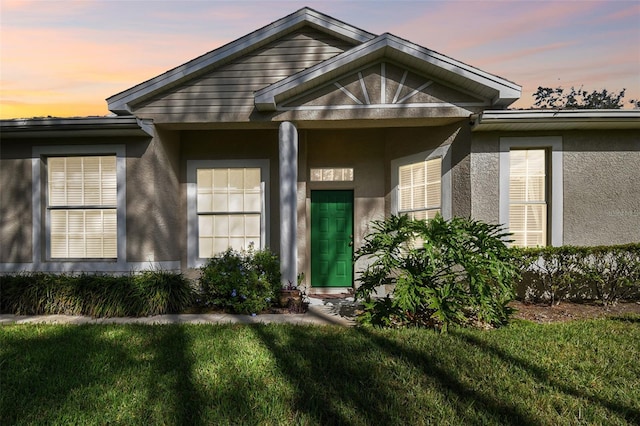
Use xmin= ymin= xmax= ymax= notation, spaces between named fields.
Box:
xmin=398 ymin=157 xmax=441 ymax=219
xmin=48 ymin=156 xmax=117 ymax=258
xmin=509 ymin=149 xmax=547 ymax=247
xmin=196 ymin=167 xmax=262 ymax=257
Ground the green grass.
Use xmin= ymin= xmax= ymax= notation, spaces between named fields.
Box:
xmin=1 ymin=317 xmax=639 ymax=425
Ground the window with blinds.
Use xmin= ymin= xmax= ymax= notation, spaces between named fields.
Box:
xmin=398 ymin=158 xmax=442 ymax=220
xmin=196 ymin=168 xmax=262 ymax=257
xmin=48 ymin=156 xmax=117 ymax=258
xmin=509 ymin=149 xmax=547 ymax=247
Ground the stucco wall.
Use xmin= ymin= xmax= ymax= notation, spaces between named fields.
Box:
xmin=0 ymin=144 xmax=33 ymax=263
xmin=469 ymin=133 xmax=500 ymax=224
xmin=562 ymin=130 xmax=640 ymax=246
xmin=0 ymin=136 xmax=172 ymax=270
xmin=125 ymin=128 xmax=182 ymax=263
xmin=470 ymin=130 xmax=640 ymax=246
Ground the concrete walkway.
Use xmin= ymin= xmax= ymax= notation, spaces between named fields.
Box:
xmin=0 ymin=297 xmax=357 ymax=327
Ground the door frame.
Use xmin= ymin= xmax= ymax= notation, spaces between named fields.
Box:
xmin=309 ymin=189 xmax=354 ymax=288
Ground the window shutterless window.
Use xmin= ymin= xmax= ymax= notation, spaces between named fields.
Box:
xmin=398 ymin=157 xmax=442 ymax=220
xmin=500 ymin=137 xmax=562 ymax=247
xmin=508 ymin=149 xmax=547 ymax=247
xmin=47 ymin=156 xmax=117 ymax=258
xmin=196 ymin=167 xmax=262 ymax=257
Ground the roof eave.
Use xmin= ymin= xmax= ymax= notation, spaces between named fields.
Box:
xmin=0 ymin=116 xmax=153 ymax=139
xmin=472 ymin=109 xmax=640 ymax=131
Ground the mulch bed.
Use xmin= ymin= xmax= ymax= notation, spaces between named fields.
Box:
xmin=510 ymin=300 xmax=640 ymax=323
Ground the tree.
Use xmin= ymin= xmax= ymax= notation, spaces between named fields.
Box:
xmin=532 ymin=86 xmax=635 ymax=109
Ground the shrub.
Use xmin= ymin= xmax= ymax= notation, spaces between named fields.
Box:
xmin=0 ymin=270 xmax=194 ymax=317
xmin=513 ymin=244 xmax=640 ymax=305
xmin=198 ymin=247 xmax=281 ymax=314
xmin=355 ymin=215 xmax=518 ymax=331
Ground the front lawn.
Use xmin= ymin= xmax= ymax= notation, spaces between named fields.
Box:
xmin=1 ymin=318 xmax=639 ymax=425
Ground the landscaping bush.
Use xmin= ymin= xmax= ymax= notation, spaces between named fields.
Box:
xmin=355 ymin=215 xmax=518 ymax=331
xmin=513 ymin=243 xmax=640 ymax=304
xmin=198 ymin=247 xmax=281 ymax=314
xmin=0 ymin=270 xmax=194 ymax=317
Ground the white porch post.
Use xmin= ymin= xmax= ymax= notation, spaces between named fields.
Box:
xmin=279 ymin=121 xmax=298 ymax=287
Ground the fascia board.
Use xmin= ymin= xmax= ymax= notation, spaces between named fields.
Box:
xmin=107 ymin=8 xmax=375 ymax=114
xmin=302 ymin=8 xmax=376 ymax=43
xmin=473 ymin=109 xmax=640 ymax=131
xmin=0 ymin=116 xmax=151 ymax=138
xmin=480 ymin=109 xmax=640 ymax=120
xmin=255 ymin=33 xmax=521 ymax=111
xmin=382 ymin=35 xmax=521 ymax=104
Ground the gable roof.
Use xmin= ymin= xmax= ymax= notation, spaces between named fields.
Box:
xmin=106 ymin=7 xmax=375 ymax=115
xmin=255 ymin=33 xmax=521 ymax=111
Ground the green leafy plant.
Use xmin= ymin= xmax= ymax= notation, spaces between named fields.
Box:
xmin=0 ymin=270 xmax=194 ymax=317
xmin=513 ymin=244 xmax=640 ymax=305
xmin=198 ymin=247 xmax=281 ymax=314
xmin=355 ymin=215 xmax=518 ymax=331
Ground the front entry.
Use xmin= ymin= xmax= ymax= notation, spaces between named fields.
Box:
xmin=311 ymin=190 xmax=354 ymax=287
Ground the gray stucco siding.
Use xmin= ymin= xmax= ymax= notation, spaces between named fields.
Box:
xmin=470 ymin=130 xmax=640 ymax=246
xmin=469 ymin=133 xmax=501 ymax=224
xmin=562 ymin=130 xmax=640 ymax=246
xmin=0 ymin=155 xmax=33 ymax=263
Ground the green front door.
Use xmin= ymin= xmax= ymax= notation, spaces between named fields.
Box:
xmin=311 ymin=190 xmax=354 ymax=287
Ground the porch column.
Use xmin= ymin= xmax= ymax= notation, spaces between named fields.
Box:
xmin=279 ymin=121 xmax=298 ymax=287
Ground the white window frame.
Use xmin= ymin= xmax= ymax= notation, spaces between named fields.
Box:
xmin=391 ymin=144 xmax=452 ymax=219
xmin=32 ymin=145 xmax=127 ymax=269
xmin=187 ymin=159 xmax=270 ymax=268
xmin=47 ymin=155 xmax=118 ymax=259
xmin=499 ymin=137 xmax=563 ymax=247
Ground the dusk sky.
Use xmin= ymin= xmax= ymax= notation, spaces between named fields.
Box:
xmin=1 ymin=0 xmax=639 ymax=119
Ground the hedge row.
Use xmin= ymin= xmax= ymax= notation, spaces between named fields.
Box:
xmin=512 ymin=243 xmax=640 ymax=305
xmin=0 ymin=270 xmax=194 ymax=317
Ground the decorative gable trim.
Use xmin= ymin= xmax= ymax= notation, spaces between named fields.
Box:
xmin=106 ymin=7 xmax=375 ymax=115
xmin=255 ymin=33 xmax=521 ymax=111
xmin=278 ymin=62 xmax=488 ymax=111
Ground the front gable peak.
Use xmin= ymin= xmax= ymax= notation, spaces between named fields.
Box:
xmin=107 ymin=7 xmax=376 ymax=115
xmin=254 ymin=33 xmax=521 ymax=112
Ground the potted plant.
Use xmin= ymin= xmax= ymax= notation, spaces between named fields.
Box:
xmin=278 ymin=273 xmax=305 ymax=308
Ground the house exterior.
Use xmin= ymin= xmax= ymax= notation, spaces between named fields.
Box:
xmin=1 ymin=8 xmax=639 ymax=292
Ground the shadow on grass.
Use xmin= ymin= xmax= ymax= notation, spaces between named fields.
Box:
xmin=356 ymin=327 xmax=541 ymax=425
xmin=0 ymin=325 xmax=206 ymax=425
xmin=253 ymin=324 xmax=440 ymax=425
xmin=143 ymin=325 xmax=204 ymax=425
xmin=451 ymin=329 xmax=640 ymax=424
xmin=608 ymin=315 xmax=640 ymax=324
xmin=0 ymin=325 xmax=134 ymax=424
xmin=253 ymin=325 xmax=542 ymax=425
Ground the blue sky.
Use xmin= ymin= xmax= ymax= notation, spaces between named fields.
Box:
xmin=1 ymin=0 xmax=639 ymax=118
